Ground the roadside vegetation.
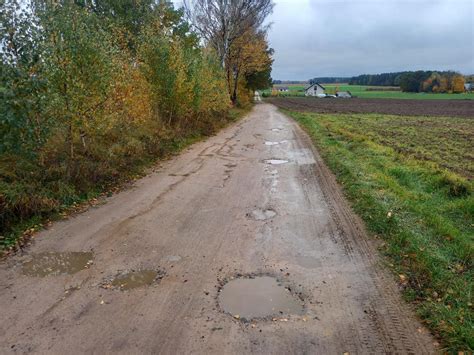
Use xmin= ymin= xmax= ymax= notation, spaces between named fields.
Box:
xmin=281 ymin=109 xmax=473 ymax=351
xmin=0 ymin=0 xmax=273 ymax=251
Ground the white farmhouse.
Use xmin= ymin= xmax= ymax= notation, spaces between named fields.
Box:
xmin=305 ymin=83 xmax=325 ymax=97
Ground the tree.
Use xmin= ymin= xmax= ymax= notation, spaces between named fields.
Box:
xmin=0 ymin=0 xmax=47 ymax=157
xmin=452 ymin=75 xmax=465 ymax=93
xmin=184 ymin=0 xmax=274 ymax=104
xmin=184 ymin=0 xmax=273 ymax=66
xmin=226 ymin=29 xmax=273 ymax=103
xmin=36 ymin=2 xmax=117 ymax=177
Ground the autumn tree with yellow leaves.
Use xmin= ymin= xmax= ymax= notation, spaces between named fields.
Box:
xmin=184 ymin=0 xmax=274 ymax=105
xmin=0 ymin=0 xmax=233 ymax=246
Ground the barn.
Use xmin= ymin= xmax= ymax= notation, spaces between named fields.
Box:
xmin=305 ymin=83 xmax=325 ymax=97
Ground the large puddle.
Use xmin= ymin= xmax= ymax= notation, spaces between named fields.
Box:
xmin=218 ymin=276 xmax=304 ymax=320
xmin=22 ymin=252 xmax=93 ymax=277
xmin=109 ymin=270 xmax=161 ymax=290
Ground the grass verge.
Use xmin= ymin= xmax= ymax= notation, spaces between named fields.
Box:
xmin=0 ymin=106 xmax=251 ymax=254
xmin=284 ymin=110 xmax=473 ymax=351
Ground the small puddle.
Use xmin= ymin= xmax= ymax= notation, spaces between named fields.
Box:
xmin=22 ymin=252 xmax=93 ymax=277
xmin=265 ymin=141 xmax=288 ymax=146
xmin=109 ymin=270 xmax=161 ymax=291
xmin=248 ymin=209 xmax=277 ymax=221
xmin=219 ymin=276 xmax=304 ymax=319
xmin=265 ymin=159 xmax=289 ymax=165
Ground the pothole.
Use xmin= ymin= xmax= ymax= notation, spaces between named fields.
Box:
xmin=218 ymin=276 xmax=304 ymax=320
xmin=248 ymin=208 xmax=277 ymax=221
xmin=21 ymin=252 xmax=93 ymax=277
xmin=264 ymin=159 xmax=289 ymax=165
xmin=103 ymin=269 xmax=165 ymax=291
xmin=265 ymin=140 xmax=288 ymax=146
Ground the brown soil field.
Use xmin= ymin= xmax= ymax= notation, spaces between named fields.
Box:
xmin=267 ymin=97 xmax=474 ymax=118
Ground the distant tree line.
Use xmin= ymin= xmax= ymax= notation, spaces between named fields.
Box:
xmin=348 ymin=71 xmax=466 ymax=93
xmin=399 ymin=71 xmax=465 ymax=93
xmin=272 ymin=80 xmax=308 ymax=85
xmin=349 ymin=72 xmax=404 ymax=86
xmin=309 ymin=77 xmax=350 ymax=84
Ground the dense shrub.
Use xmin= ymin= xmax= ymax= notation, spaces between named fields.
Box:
xmin=0 ymin=0 xmax=233 ymax=247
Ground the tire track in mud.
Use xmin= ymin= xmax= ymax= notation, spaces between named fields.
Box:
xmin=288 ymin=112 xmax=433 ymax=353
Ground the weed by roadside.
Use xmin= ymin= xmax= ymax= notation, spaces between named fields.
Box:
xmin=0 ymin=107 xmax=250 ymax=255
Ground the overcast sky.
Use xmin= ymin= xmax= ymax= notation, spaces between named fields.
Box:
xmin=174 ymin=0 xmax=474 ymax=80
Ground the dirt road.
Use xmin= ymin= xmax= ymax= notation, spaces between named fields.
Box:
xmin=0 ymin=104 xmax=437 ymax=354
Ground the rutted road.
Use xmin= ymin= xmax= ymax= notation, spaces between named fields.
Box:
xmin=0 ymin=104 xmax=436 ymax=354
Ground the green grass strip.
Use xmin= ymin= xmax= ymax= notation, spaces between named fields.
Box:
xmin=284 ymin=110 xmax=473 ymax=352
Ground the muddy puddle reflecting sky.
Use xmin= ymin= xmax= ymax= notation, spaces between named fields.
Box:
xmin=219 ymin=276 xmax=304 ymax=319
xmin=22 ymin=252 xmax=93 ymax=277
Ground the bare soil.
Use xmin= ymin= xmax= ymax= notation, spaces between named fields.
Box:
xmin=0 ymin=104 xmax=437 ymax=354
xmin=267 ymin=97 xmax=474 ymax=117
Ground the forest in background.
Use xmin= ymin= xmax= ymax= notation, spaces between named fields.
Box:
xmin=0 ymin=0 xmax=273 ymax=249
xmin=349 ymin=71 xmax=467 ymax=93
xmin=305 ymin=71 xmax=470 ymax=93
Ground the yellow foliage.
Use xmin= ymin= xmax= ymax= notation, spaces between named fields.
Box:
xmin=105 ymin=60 xmax=153 ymax=127
xmin=452 ymin=75 xmax=465 ymax=93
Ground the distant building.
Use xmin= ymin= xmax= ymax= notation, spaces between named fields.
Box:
xmin=464 ymin=83 xmax=473 ymax=92
xmin=276 ymin=86 xmax=290 ymax=92
xmin=305 ymin=83 xmax=325 ymax=97
xmin=336 ymin=91 xmax=352 ymax=98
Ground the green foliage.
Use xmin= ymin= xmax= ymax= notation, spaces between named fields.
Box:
xmin=349 ymin=72 xmax=404 ymax=86
xmin=0 ymin=0 xmax=232 ymax=248
xmin=286 ymin=110 xmax=474 ymax=351
xmin=0 ymin=0 xmax=47 ymax=156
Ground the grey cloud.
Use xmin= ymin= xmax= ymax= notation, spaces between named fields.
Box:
xmin=268 ymin=0 xmax=474 ymax=80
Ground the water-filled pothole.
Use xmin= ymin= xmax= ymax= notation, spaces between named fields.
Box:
xmin=265 ymin=140 xmax=287 ymax=146
xmin=218 ymin=276 xmax=304 ymax=320
xmin=265 ymin=159 xmax=289 ymax=165
xmin=21 ymin=252 xmax=94 ymax=277
xmin=105 ymin=269 xmax=164 ymax=291
xmin=248 ymin=208 xmax=277 ymax=221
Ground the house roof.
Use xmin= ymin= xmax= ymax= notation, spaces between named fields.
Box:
xmin=305 ymin=83 xmax=326 ymax=91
